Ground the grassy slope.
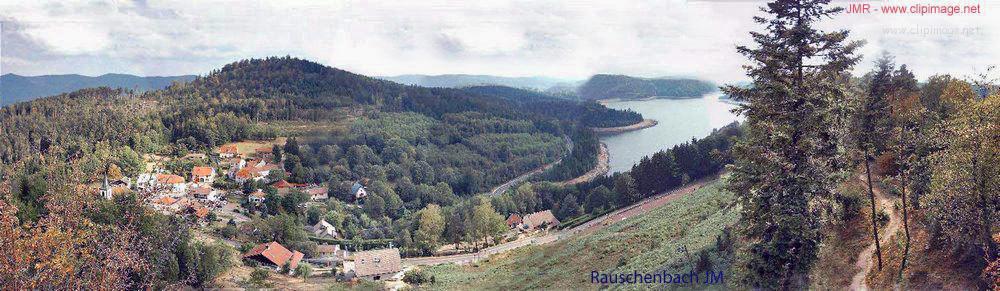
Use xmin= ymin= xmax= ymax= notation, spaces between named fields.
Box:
xmin=423 ymin=180 xmax=738 ymax=290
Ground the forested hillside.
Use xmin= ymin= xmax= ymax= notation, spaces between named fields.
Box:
xmin=461 ymin=85 xmax=642 ymax=128
xmin=577 ymin=74 xmax=717 ymax=100
xmin=380 ymin=74 xmax=569 ymax=91
xmin=0 ymin=73 xmax=196 ymax=106
xmin=0 ymin=56 xmax=649 ymax=288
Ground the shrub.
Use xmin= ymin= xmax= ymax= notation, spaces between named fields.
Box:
xmin=695 ymin=250 xmax=713 ymax=273
xmin=294 ymin=263 xmax=313 ymax=278
xmin=403 ymin=269 xmax=431 ymax=284
xmin=249 ymin=268 xmax=270 ymax=287
xmin=715 ymin=227 xmax=732 ymax=252
xmin=876 ymin=209 xmax=889 ymax=226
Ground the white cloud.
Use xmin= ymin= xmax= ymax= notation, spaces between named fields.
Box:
xmin=1 ymin=0 xmax=997 ymax=83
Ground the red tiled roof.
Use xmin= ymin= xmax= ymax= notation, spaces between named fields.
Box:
xmin=506 ymin=214 xmax=522 ymax=227
xmin=219 ymin=144 xmax=239 ymax=154
xmin=243 ymin=242 xmax=302 ymax=269
xmin=156 ymin=174 xmax=184 ymax=184
xmin=288 ymin=251 xmax=304 ymax=270
xmin=190 ymin=187 xmax=212 ymax=196
xmin=192 ymin=166 xmax=214 ymax=177
xmin=189 ymin=204 xmax=209 ymax=218
xmin=236 ymin=167 xmax=258 ymax=179
xmin=273 ymin=180 xmax=305 ymax=189
xmin=255 ymin=147 xmax=273 ymax=153
xmin=156 ymin=196 xmax=177 ymax=205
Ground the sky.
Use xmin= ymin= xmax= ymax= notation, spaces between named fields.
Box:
xmin=1 ymin=0 xmax=997 ymax=83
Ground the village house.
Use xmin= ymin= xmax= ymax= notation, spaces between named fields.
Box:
xmin=315 ymin=244 xmax=349 ymax=259
xmin=219 ymin=144 xmax=239 ymax=158
xmin=305 ymin=186 xmax=329 ymax=201
xmin=156 ymin=174 xmax=187 ymax=194
xmin=152 ymin=196 xmax=193 ymax=214
xmin=273 ymin=180 xmax=306 ymax=195
xmin=243 ymin=242 xmax=304 ymax=274
xmin=521 ymin=210 xmax=560 ymax=230
xmin=134 ymin=173 xmax=156 ymax=190
xmin=351 ymin=182 xmax=368 ymax=200
xmin=307 ymin=244 xmax=350 ymax=268
xmin=185 ymin=202 xmax=211 ymax=224
xmin=222 ymin=157 xmax=247 ymax=171
xmin=191 ymin=166 xmax=216 ymax=184
xmin=233 ymin=161 xmax=282 ymax=184
xmin=505 ymin=213 xmax=522 ymax=229
xmin=151 ymin=196 xmax=179 ymax=213
xmin=311 ymin=219 xmax=340 ymax=239
xmin=350 ymin=248 xmax=402 ymax=281
xmin=255 ymin=146 xmax=274 ymax=160
xmin=248 ymin=189 xmax=267 ymax=204
xmin=189 ymin=186 xmax=220 ymax=202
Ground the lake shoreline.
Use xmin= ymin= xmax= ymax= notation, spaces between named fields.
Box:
xmin=590 ymin=119 xmax=658 ymax=135
xmin=599 ymin=96 xmax=742 ymax=173
xmin=556 ymin=142 xmax=610 ymax=186
xmin=597 ymin=96 xmax=702 ymax=105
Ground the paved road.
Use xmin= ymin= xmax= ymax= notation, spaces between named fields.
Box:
xmin=488 ymin=135 xmax=573 ymax=197
xmin=403 ymin=178 xmax=713 ymax=266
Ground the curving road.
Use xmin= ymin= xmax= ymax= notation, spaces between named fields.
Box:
xmin=488 ymin=135 xmax=573 ymax=197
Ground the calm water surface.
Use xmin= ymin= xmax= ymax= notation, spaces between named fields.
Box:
xmin=601 ymin=93 xmax=744 ymax=173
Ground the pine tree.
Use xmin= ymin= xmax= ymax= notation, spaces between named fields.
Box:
xmin=721 ymin=0 xmax=862 ymax=288
xmin=885 ymin=60 xmax=922 ymax=277
xmin=853 ymin=54 xmax=897 ymax=271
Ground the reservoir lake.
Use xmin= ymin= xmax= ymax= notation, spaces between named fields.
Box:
xmin=601 ymin=93 xmax=744 ymax=173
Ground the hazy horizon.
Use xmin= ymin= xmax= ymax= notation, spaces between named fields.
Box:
xmin=2 ymin=1 xmax=997 ymax=83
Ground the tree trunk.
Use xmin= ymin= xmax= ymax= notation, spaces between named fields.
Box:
xmin=865 ymin=157 xmax=883 ymax=271
xmin=974 ymin=158 xmax=994 ymax=264
xmin=899 ymin=172 xmax=911 ymax=280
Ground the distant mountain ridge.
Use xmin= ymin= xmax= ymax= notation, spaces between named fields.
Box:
xmin=1 ymin=73 xmax=196 ymax=106
xmin=577 ymin=74 xmax=717 ymax=100
xmin=379 ymin=74 xmax=575 ymax=91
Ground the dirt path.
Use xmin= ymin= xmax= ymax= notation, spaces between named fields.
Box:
xmin=850 ymin=174 xmax=902 ymax=290
xmin=556 ymin=142 xmax=609 ymax=186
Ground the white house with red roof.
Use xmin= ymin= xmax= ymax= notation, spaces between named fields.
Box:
xmin=191 ymin=166 xmax=216 ymax=184
xmin=219 ymin=144 xmax=240 ymax=158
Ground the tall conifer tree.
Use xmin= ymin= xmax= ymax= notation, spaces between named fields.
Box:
xmin=722 ymin=0 xmax=862 ymax=288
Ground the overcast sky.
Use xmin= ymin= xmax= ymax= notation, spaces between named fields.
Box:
xmin=1 ymin=0 xmax=996 ymax=83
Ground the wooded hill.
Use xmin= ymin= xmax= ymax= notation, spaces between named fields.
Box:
xmin=0 ymin=57 xmax=642 ymax=168
xmin=460 ymin=85 xmax=642 ymax=128
xmin=0 ymin=56 xmax=652 ymax=288
xmin=577 ymin=74 xmax=717 ymax=100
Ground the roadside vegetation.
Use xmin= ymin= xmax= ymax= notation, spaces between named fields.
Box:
xmin=424 ymin=180 xmax=738 ymax=290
